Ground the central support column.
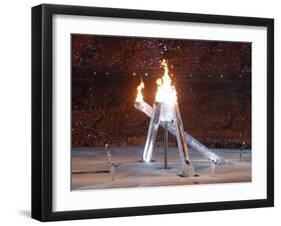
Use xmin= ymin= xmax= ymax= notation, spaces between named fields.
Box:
xmin=164 ymin=121 xmax=168 ymax=169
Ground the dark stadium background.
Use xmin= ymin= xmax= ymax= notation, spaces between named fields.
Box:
xmin=71 ymin=34 xmax=251 ymax=149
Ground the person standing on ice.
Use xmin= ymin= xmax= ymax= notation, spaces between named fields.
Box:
xmin=105 ymin=143 xmax=115 ymax=181
xmin=105 ymin=143 xmax=112 ymax=164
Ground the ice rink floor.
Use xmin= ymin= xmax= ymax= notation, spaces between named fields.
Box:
xmin=72 ymin=147 xmax=251 ymax=190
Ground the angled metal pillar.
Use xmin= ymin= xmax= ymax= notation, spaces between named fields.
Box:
xmin=174 ymin=102 xmax=194 ymax=177
xmin=142 ymin=103 xmax=161 ymax=163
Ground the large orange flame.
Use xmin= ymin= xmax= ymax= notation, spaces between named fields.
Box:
xmin=136 ymin=79 xmax=145 ymax=102
xmin=134 ymin=59 xmax=176 ymax=105
xmin=155 ymin=59 xmax=177 ymax=103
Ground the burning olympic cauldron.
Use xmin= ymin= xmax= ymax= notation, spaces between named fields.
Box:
xmin=134 ymin=59 xmax=224 ymax=177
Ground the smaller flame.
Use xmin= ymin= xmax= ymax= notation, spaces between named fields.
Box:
xmin=136 ymin=79 xmax=145 ymax=102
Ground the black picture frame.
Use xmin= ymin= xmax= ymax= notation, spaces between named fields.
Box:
xmin=32 ymin=4 xmax=274 ymax=222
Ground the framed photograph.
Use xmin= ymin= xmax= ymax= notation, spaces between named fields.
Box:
xmin=32 ymin=4 xmax=274 ymax=221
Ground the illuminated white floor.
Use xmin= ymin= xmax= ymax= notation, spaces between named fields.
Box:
xmin=72 ymin=147 xmax=251 ymax=190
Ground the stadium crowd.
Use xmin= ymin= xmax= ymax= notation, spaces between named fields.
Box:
xmin=71 ymin=35 xmax=251 ymax=149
